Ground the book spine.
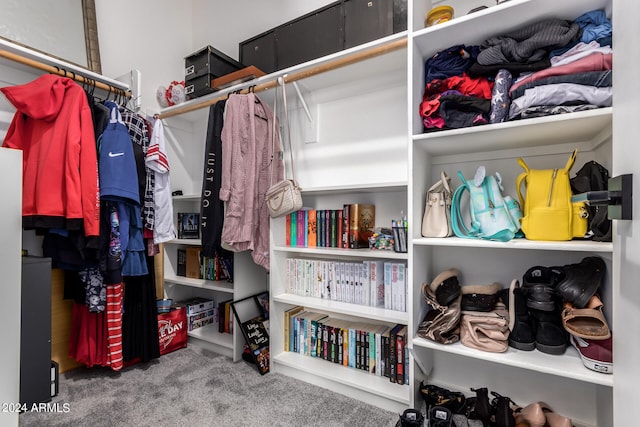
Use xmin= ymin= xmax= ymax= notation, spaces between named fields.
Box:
xmin=324 ymin=209 xmax=330 ymax=250
xmin=308 ymin=209 xmax=317 ymax=248
xmin=337 ymin=209 xmax=343 ymax=249
xmin=369 ymin=331 xmax=376 ymax=374
xmin=355 ymin=329 xmax=361 ymax=370
xmin=342 ymin=328 xmax=349 ymax=366
xmin=349 ymin=204 xmax=359 ymax=249
xmin=342 ymin=204 xmax=350 ymax=249
xmin=285 ymin=213 xmax=291 ymax=246
xmin=337 ymin=326 xmax=344 ymax=364
xmin=391 ymin=262 xmax=399 ymax=311
xmin=348 ymin=327 xmax=356 ymax=368
xmin=330 ymin=210 xmax=337 ymax=248
xmin=297 ymin=211 xmax=305 ymax=247
xmin=389 ymin=326 xmax=398 ymax=383
xmin=384 ymin=262 xmax=392 ymax=310
xmin=291 ymin=211 xmax=297 ymax=247
xmin=396 ymin=330 xmax=406 ymax=384
xmin=317 ymin=210 xmax=324 ymax=247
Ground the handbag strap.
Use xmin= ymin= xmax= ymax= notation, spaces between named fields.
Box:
xmin=280 ymin=77 xmax=297 ymax=182
xmin=269 ymin=76 xmax=298 ymax=188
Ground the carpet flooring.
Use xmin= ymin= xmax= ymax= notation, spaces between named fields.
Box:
xmin=19 ymin=345 xmax=400 ymax=427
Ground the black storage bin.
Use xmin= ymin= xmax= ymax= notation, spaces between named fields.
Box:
xmin=344 ymin=0 xmax=394 ymax=49
xmin=184 ymin=45 xmax=244 ymax=82
xmin=239 ymin=30 xmax=277 ymax=74
xmin=275 ymin=2 xmax=344 ymax=70
xmin=185 ymin=74 xmax=215 ymax=100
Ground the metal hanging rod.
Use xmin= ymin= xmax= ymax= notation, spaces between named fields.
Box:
xmin=158 ymin=37 xmax=407 ymax=119
xmin=0 ymin=49 xmax=131 ymax=97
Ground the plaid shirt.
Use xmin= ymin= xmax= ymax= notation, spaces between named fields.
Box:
xmin=120 ymin=109 xmax=155 ymax=231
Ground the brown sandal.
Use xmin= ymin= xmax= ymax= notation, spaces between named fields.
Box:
xmin=562 ymin=295 xmax=611 ymax=340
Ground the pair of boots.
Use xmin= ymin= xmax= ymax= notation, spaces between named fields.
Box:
xmin=507 ymin=269 xmax=568 ymax=355
xmin=468 ymin=387 xmax=515 ymax=427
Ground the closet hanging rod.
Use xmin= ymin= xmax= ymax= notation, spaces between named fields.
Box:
xmin=158 ymin=37 xmax=407 ymax=119
xmin=0 ymin=49 xmax=131 ymax=97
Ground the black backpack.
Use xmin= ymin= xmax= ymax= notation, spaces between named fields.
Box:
xmin=570 ymin=160 xmax=612 ymax=242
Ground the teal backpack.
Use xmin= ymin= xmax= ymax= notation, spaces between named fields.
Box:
xmin=451 ymin=166 xmax=523 ymax=242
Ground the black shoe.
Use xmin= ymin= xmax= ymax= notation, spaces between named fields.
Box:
xmin=530 ymin=304 xmax=568 ymax=355
xmin=521 ymin=266 xmax=560 ymax=311
xmin=507 ymin=280 xmax=535 ymax=351
xmin=490 ymin=391 xmax=515 ymax=427
xmin=429 ymin=406 xmax=453 ymax=427
xmin=397 ymin=408 xmax=425 ymax=427
xmin=469 ymin=387 xmax=492 ymax=426
xmin=419 ymin=382 xmax=466 ymax=414
xmin=555 ymin=256 xmax=606 ymax=309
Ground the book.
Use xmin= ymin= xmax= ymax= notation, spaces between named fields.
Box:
xmin=285 ymin=213 xmax=291 ymax=246
xmin=176 ymin=248 xmax=187 ymax=276
xmin=185 ymin=246 xmax=202 ymax=279
xmin=383 ymin=262 xmax=393 ymax=310
xmin=307 ymin=209 xmax=317 ymax=247
xmin=177 ymin=212 xmax=200 ymax=239
xmin=342 ymin=204 xmax=350 ymax=249
xmin=296 ymin=210 xmax=305 ymax=247
xmin=388 ymin=324 xmax=404 ymax=383
xmin=283 ymin=306 xmax=304 ymax=352
xmin=395 ymin=325 xmax=408 ymax=384
xmin=241 ymin=317 xmax=270 ymax=375
xmin=291 ymin=211 xmax=297 ymax=247
xmin=370 ymin=260 xmax=385 ymax=307
xmin=349 ymin=204 xmax=375 ymax=249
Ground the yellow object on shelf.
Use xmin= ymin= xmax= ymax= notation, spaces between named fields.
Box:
xmin=425 ymin=5 xmax=454 ymax=27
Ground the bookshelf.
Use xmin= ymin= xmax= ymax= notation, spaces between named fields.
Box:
xmin=154 ymin=1 xmax=640 ymax=424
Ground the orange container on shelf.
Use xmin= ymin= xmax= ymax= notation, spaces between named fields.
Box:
xmin=425 ymin=5 xmax=454 ymax=27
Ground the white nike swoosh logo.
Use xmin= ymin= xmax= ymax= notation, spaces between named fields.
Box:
xmin=108 ymin=152 xmax=124 ymax=157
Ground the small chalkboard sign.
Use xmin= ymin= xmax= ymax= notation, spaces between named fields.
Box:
xmin=231 ymin=293 xmax=270 ymax=375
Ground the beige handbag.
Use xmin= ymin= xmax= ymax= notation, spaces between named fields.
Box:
xmin=265 ymin=76 xmax=302 ymax=218
xmin=421 ymin=171 xmax=453 ymax=237
xmin=460 ymin=303 xmax=510 ymax=353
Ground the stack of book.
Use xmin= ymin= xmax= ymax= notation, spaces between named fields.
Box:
xmin=285 ymin=258 xmax=407 ymax=312
xmin=176 ymin=297 xmax=217 ymax=332
xmin=285 ymin=204 xmax=375 ymax=249
xmin=283 ymin=306 xmax=409 ymax=385
xmin=176 ymin=246 xmax=233 ymax=282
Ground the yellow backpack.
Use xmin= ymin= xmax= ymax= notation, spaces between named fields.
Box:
xmin=516 ymin=149 xmax=588 ymax=241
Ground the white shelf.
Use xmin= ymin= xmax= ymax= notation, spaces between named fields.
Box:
xmin=188 ymin=324 xmax=233 ymax=349
xmin=273 ymin=293 xmax=408 ymax=324
xmin=166 ymin=238 xmax=202 ymax=245
xmin=172 ymin=194 xmax=200 ymax=202
xmin=273 ymin=351 xmax=410 ymax=404
xmin=411 ymin=0 xmax=610 ymax=57
xmin=412 ymin=108 xmax=612 ymax=157
xmin=164 ymin=274 xmax=234 ymax=293
xmin=413 ymin=237 xmax=613 ymax=253
xmin=412 ymin=337 xmax=613 ymax=388
xmin=301 ymin=182 xmax=407 ymax=195
xmin=273 ymin=246 xmax=409 ymax=260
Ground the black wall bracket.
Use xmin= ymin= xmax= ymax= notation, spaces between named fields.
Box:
xmin=571 ymin=174 xmax=633 ymax=220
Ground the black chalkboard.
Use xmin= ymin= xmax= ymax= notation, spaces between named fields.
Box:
xmin=231 ymin=293 xmax=270 ymax=375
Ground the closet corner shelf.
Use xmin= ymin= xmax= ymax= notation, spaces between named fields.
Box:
xmin=412 ymin=237 xmax=613 ymax=253
xmin=273 ymin=351 xmax=411 ymax=404
xmin=172 ymin=194 xmax=201 ymax=202
xmin=164 ymin=274 xmax=234 ymax=293
xmin=157 ymin=32 xmax=407 ymax=121
xmin=412 ymin=337 xmax=613 ymax=388
xmin=412 ymin=108 xmax=612 ymax=157
xmin=167 ymin=238 xmax=202 ymax=245
xmin=273 ymin=245 xmax=409 ymax=260
xmin=188 ymin=324 xmax=233 ymax=349
xmin=273 ymin=293 xmax=409 ymax=324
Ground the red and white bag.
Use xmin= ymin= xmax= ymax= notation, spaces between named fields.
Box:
xmin=158 ymin=307 xmax=188 ymax=355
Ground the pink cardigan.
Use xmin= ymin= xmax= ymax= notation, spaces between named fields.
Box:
xmin=219 ymin=93 xmax=284 ymax=271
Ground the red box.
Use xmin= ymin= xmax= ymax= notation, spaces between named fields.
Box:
xmin=158 ymin=307 xmax=188 ymax=355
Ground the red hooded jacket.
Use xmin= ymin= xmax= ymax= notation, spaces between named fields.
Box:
xmin=1 ymin=74 xmax=99 ymax=237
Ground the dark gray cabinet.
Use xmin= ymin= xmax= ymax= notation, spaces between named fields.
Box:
xmin=20 ymin=256 xmax=52 ymax=407
xmin=239 ymin=0 xmax=407 ymax=73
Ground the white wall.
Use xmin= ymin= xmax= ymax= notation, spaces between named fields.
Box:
xmin=95 ymin=0 xmax=193 ymax=115
xmin=191 ymin=0 xmax=334 ymax=60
